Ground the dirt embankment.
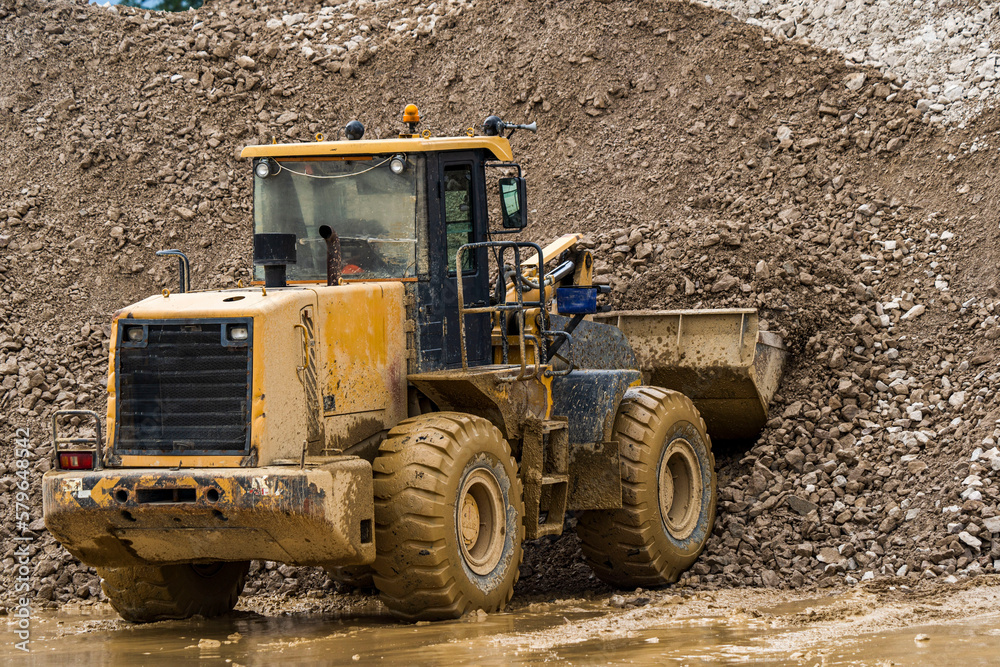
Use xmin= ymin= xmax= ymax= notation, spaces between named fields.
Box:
xmin=2 ymin=0 xmax=1000 ymax=609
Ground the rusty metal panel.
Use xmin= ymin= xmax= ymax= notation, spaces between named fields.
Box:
xmin=42 ymin=461 xmax=375 ymax=569
xmin=568 ymin=440 xmax=621 ymax=510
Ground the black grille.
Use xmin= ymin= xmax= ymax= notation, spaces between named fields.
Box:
xmin=116 ymin=320 xmax=251 ymax=454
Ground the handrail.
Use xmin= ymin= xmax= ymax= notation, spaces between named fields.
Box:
xmin=456 ymin=241 xmax=548 ymax=380
xmin=51 ymin=410 xmax=104 ymax=471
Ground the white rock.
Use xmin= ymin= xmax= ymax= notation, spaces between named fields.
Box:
xmin=949 ymin=391 xmax=966 ymax=408
xmin=844 ymin=72 xmax=866 ymax=91
xmin=961 ymin=488 xmax=982 ymax=501
xmin=943 ymin=83 xmax=965 ymax=101
xmin=959 ymin=531 xmax=982 ymax=548
xmin=901 ymin=304 xmax=926 ymax=321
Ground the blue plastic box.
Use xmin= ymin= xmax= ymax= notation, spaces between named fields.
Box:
xmin=555 ymin=287 xmax=598 ymax=315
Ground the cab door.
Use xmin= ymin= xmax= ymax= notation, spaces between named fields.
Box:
xmin=434 ymin=151 xmax=491 ymax=368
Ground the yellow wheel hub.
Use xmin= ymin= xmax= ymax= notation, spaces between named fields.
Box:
xmin=658 ymin=438 xmax=703 ymax=540
xmin=457 ymin=468 xmax=505 ymax=575
xmin=461 ymin=494 xmax=481 ymax=548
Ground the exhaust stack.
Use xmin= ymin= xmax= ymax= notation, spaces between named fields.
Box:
xmin=253 ymin=233 xmax=296 ymax=288
xmin=319 ymin=225 xmax=341 ymax=287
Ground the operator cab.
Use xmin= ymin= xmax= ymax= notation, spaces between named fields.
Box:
xmin=253 ymin=153 xmax=424 ymax=282
xmin=242 ymin=106 xmax=532 ymax=372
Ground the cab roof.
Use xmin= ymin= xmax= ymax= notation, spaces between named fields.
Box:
xmin=240 ymin=135 xmax=514 ymax=161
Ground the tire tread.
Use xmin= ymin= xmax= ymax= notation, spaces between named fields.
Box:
xmin=577 ymin=387 xmax=716 ymax=588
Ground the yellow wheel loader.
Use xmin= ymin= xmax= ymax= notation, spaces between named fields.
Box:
xmin=42 ymin=106 xmax=786 ymax=622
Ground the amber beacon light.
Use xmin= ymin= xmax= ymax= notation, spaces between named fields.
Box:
xmin=402 ymin=104 xmax=420 ymax=124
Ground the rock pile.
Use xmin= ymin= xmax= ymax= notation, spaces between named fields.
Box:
xmin=2 ymin=0 xmax=1000 ymax=608
xmin=698 ymin=0 xmax=1000 ymax=125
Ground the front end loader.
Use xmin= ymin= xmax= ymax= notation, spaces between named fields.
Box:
xmin=43 ymin=106 xmax=786 ymax=622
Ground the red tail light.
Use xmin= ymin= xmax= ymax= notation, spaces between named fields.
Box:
xmin=59 ymin=451 xmax=95 ymax=470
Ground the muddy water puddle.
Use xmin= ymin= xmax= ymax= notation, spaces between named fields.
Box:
xmin=6 ymin=590 xmax=1000 ymax=666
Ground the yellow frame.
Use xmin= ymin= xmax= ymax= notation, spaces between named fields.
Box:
xmin=241 ymin=135 xmax=514 ymax=161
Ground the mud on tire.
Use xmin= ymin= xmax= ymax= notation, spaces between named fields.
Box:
xmin=372 ymin=412 xmax=524 ymax=621
xmin=98 ymin=561 xmax=250 ymax=623
xmin=325 ymin=564 xmax=375 ymax=590
xmin=577 ymin=387 xmax=716 ymax=588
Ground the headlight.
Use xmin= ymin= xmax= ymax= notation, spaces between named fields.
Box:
xmin=390 ymin=154 xmax=406 ymax=175
xmin=254 ymin=160 xmax=272 ymax=178
xmin=228 ymin=325 xmax=249 ymax=341
xmin=126 ymin=326 xmax=144 ymax=342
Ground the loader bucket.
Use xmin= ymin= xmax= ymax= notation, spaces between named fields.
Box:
xmin=593 ymin=309 xmax=787 ymax=442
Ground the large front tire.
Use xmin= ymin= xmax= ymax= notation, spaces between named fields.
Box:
xmin=577 ymin=387 xmax=716 ymax=587
xmin=98 ymin=561 xmax=250 ymax=623
xmin=372 ymin=412 xmax=524 ymax=620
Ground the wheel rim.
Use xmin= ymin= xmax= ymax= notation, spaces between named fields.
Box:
xmin=457 ymin=467 xmax=505 ymax=576
xmin=658 ymin=438 xmax=703 ymax=540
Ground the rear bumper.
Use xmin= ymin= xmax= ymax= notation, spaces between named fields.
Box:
xmin=42 ymin=460 xmax=375 ymax=569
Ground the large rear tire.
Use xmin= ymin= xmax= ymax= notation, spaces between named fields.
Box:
xmin=98 ymin=561 xmax=250 ymax=623
xmin=577 ymin=387 xmax=716 ymax=588
xmin=372 ymin=412 xmax=524 ymax=620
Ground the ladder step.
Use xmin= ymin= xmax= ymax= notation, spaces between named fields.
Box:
xmin=541 ymin=474 xmax=568 ymax=486
xmin=541 ymin=419 xmax=568 ymax=433
xmin=534 ymin=523 xmax=563 ymax=538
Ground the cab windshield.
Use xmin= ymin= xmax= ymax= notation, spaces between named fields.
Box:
xmin=253 ymin=155 xmax=424 ymax=281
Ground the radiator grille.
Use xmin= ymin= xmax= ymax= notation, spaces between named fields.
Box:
xmin=115 ymin=320 xmax=251 ymax=454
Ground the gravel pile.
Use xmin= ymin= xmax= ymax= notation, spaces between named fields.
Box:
xmin=2 ymin=0 xmax=999 ymax=610
xmin=697 ymin=0 xmax=1000 ymax=126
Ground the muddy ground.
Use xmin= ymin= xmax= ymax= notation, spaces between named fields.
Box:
xmin=8 ymin=579 xmax=1000 ymax=665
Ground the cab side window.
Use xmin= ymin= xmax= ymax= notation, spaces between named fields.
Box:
xmin=443 ymin=165 xmax=476 ymax=273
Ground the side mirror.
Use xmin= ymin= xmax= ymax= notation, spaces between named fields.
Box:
xmin=499 ymin=176 xmax=527 ymax=229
